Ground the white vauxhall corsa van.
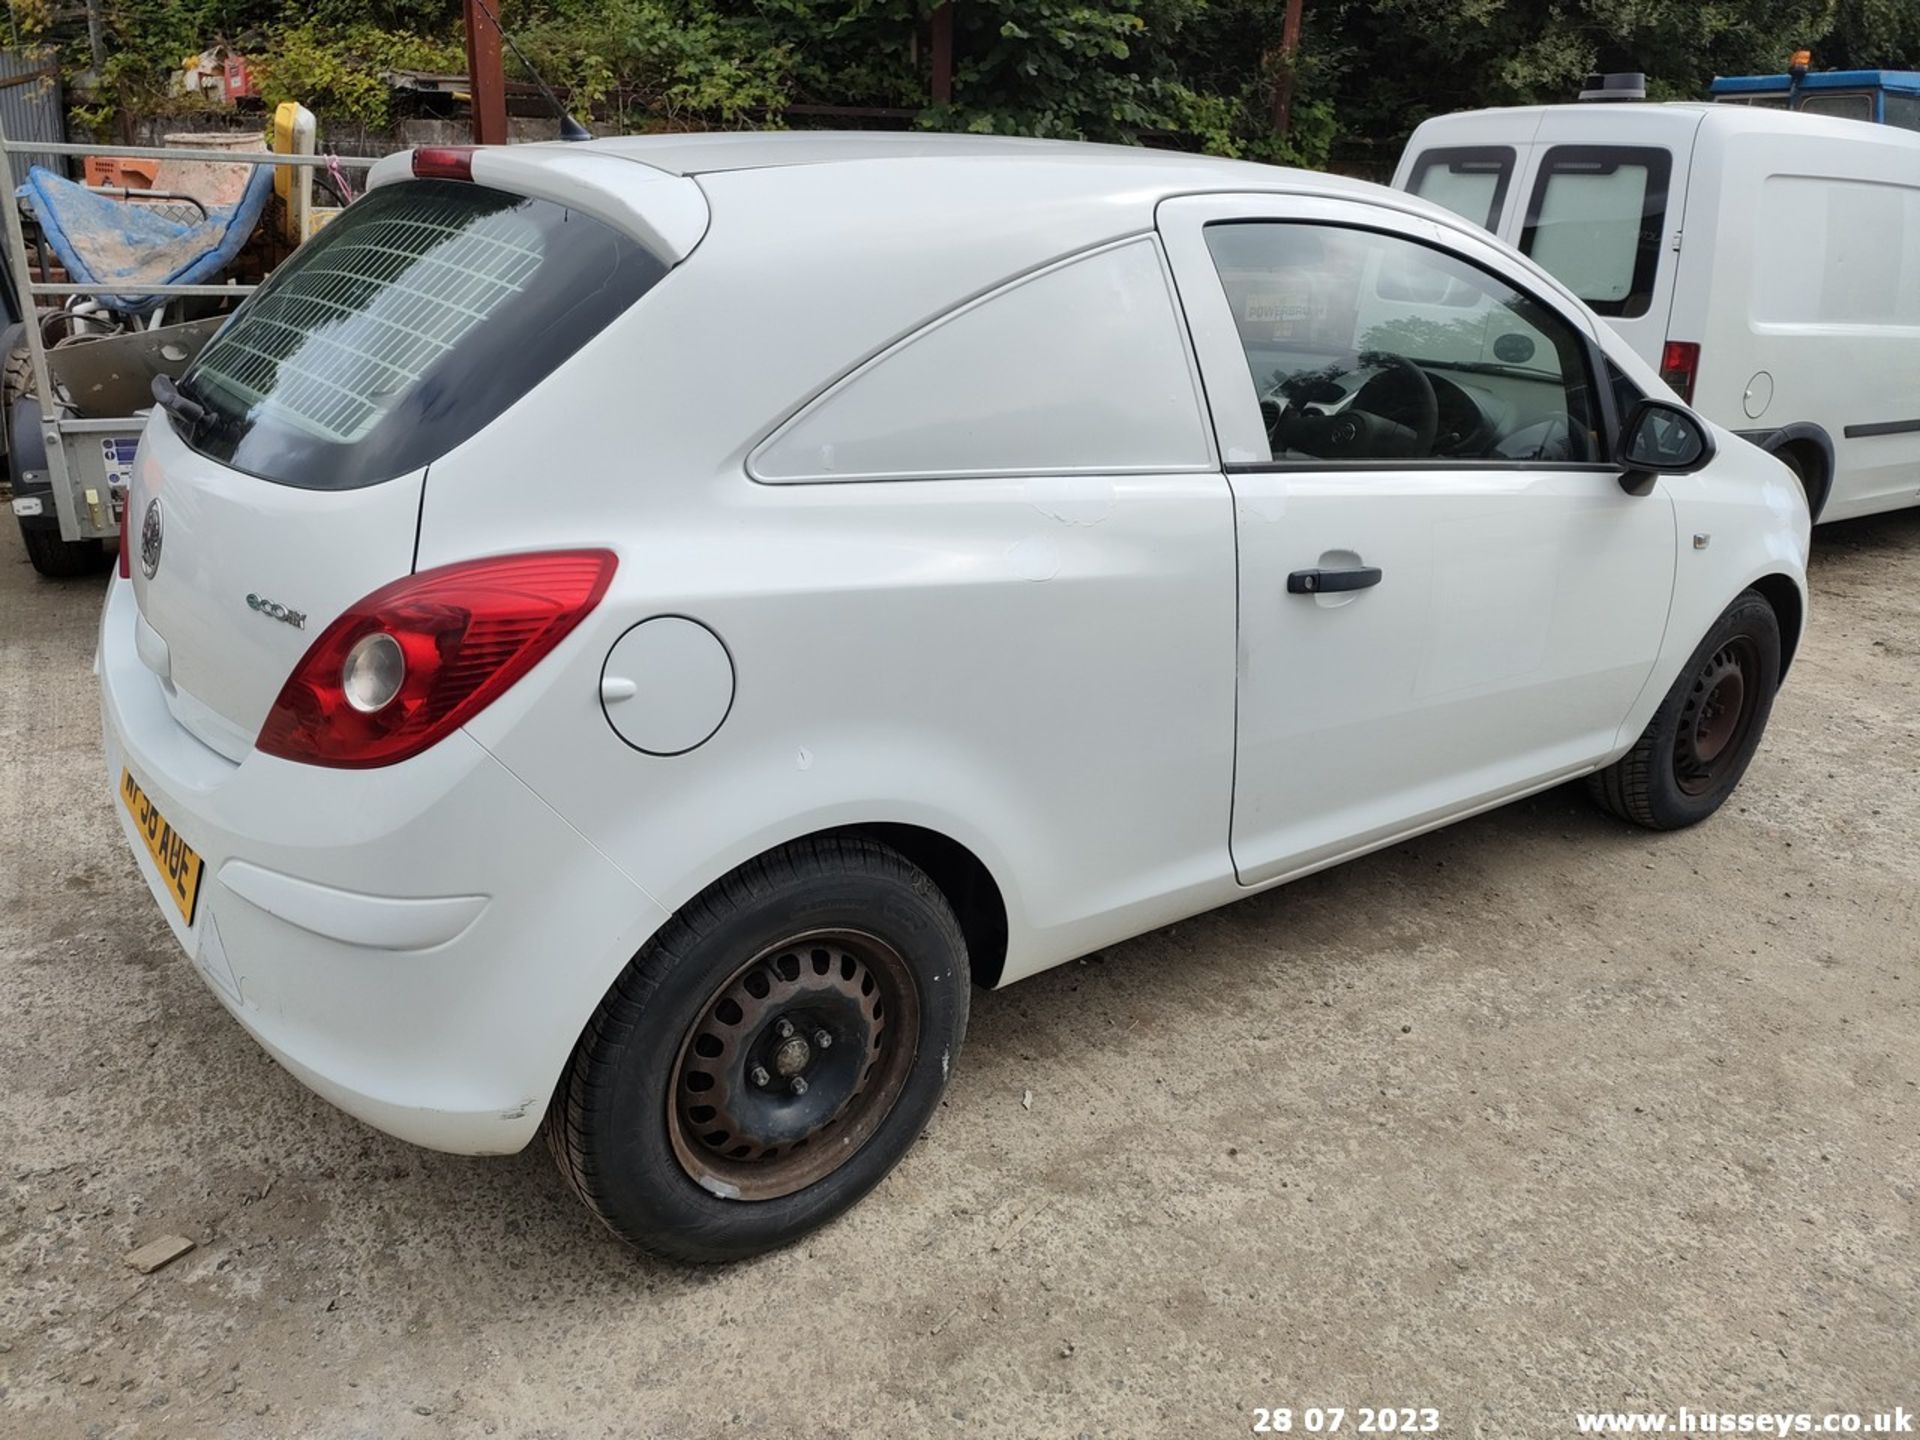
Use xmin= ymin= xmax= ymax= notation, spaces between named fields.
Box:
xmin=1394 ymin=103 xmax=1920 ymax=523
xmin=102 ymin=134 xmax=1808 ymax=1261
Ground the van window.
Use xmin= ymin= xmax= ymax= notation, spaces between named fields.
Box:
xmin=1887 ymin=93 xmax=1920 ymax=132
xmin=1407 ymin=147 xmax=1514 ymax=231
xmin=1519 ymin=146 xmax=1672 ymax=319
xmin=173 ymin=179 xmax=666 ymax=490
xmin=752 ymin=238 xmax=1211 ymax=482
xmin=1203 ymin=221 xmax=1599 ymax=465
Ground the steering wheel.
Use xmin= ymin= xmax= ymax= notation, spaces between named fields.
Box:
xmin=1266 ymin=351 xmax=1439 ymax=460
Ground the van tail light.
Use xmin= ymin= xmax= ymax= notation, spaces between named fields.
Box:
xmin=117 ymin=497 xmax=130 ymax=578
xmin=256 ymin=550 xmax=616 ymax=769
xmin=1659 ymin=341 xmax=1700 ymax=404
xmin=412 ymin=146 xmax=476 ymax=181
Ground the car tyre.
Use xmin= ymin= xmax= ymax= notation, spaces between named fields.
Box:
xmin=1588 ymin=588 xmax=1782 ymax=831
xmin=545 ymin=835 xmax=969 ymax=1263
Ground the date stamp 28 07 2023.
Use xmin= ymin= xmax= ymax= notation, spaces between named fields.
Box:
xmin=1251 ymin=1407 xmax=1442 ymax=1434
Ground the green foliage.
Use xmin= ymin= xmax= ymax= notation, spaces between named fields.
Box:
xmin=505 ymin=0 xmax=794 ymax=127
xmin=44 ymin=0 xmax=1920 ymax=165
xmin=252 ymin=23 xmax=464 ymax=129
xmin=1821 ymin=0 xmax=1920 ymax=69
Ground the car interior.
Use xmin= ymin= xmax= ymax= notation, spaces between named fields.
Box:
xmin=1206 ymin=221 xmax=1601 ymax=464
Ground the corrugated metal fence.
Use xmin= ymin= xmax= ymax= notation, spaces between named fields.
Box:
xmin=0 ymin=48 xmax=66 ymax=179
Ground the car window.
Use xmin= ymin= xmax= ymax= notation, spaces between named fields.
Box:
xmin=1406 ymin=146 xmax=1514 ymax=231
xmin=1202 ymin=221 xmax=1600 ymax=466
xmin=1519 ymin=145 xmax=1671 ymax=319
xmin=752 ymin=237 xmax=1211 ymax=483
xmin=176 ymin=180 xmax=666 ymax=490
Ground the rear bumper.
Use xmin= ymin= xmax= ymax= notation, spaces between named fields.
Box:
xmin=98 ymin=574 xmax=668 ymax=1153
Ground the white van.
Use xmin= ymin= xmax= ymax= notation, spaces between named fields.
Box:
xmin=1393 ymin=103 xmax=1920 ymax=522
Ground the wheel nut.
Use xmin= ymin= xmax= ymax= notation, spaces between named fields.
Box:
xmin=789 ymin=1076 xmax=809 ymax=1096
xmin=750 ymin=1065 xmax=771 ymax=1088
xmin=813 ymin=1029 xmax=833 ymax=1050
xmin=775 ymin=1018 xmax=795 ymax=1040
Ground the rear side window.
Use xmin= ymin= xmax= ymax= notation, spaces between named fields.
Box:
xmin=1520 ymin=146 xmax=1671 ymax=319
xmin=174 ymin=179 xmax=666 ymax=489
xmin=751 ymin=237 xmax=1211 ymax=483
xmin=1407 ymin=147 xmax=1514 ymax=231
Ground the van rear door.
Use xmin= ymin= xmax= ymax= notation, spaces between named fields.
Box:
xmin=1511 ymin=108 xmax=1706 ymax=368
xmin=1393 ymin=111 xmax=1544 ymax=236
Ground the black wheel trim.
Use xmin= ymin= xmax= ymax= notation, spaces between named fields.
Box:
xmin=666 ymin=928 xmax=921 ymax=1202
xmin=1674 ymin=634 xmax=1763 ymax=797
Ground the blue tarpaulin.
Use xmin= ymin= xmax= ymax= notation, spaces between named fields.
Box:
xmin=15 ymin=163 xmax=273 ymax=314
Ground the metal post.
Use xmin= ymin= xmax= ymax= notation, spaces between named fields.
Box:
xmin=1271 ymin=0 xmax=1305 ymax=139
xmin=465 ymin=0 xmax=510 ymax=144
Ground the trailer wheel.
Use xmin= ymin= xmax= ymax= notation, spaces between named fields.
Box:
xmin=18 ymin=518 xmax=107 ymax=577
xmin=2 ymin=343 xmax=30 ymax=411
xmin=8 ymin=392 xmax=107 ymax=578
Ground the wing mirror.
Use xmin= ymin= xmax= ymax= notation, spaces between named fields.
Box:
xmin=1618 ymin=398 xmax=1715 ymax=495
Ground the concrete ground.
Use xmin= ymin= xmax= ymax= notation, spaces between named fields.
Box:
xmin=0 ymin=512 xmax=1914 ymax=1440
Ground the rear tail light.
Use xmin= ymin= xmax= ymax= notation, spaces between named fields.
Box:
xmin=117 ymin=497 xmax=130 ymax=578
xmin=256 ymin=550 xmax=616 ymax=768
xmin=1659 ymin=341 xmax=1700 ymax=404
xmin=412 ymin=145 xmax=476 ymax=181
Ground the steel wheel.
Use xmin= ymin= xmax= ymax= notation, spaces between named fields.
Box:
xmin=1673 ymin=634 xmax=1762 ymax=797
xmin=666 ymin=928 xmax=921 ymax=1202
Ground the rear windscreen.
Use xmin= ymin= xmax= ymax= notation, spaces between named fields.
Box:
xmin=172 ymin=179 xmax=666 ymax=489
xmin=1519 ymin=146 xmax=1671 ymax=319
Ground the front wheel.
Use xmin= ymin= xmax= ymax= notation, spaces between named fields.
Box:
xmin=1588 ymin=589 xmax=1782 ymax=830
xmin=545 ymin=836 xmax=969 ymax=1262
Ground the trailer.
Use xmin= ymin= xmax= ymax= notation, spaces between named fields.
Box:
xmin=0 ymin=114 xmax=374 ymax=576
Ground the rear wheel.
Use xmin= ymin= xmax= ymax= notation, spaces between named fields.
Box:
xmin=1588 ymin=589 xmax=1782 ymax=830
xmin=546 ymin=836 xmax=969 ymax=1262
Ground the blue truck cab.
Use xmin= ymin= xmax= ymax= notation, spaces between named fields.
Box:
xmin=1710 ymin=67 xmax=1920 ymax=131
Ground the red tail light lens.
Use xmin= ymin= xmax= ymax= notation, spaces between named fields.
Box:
xmin=256 ymin=550 xmax=616 ymax=768
xmin=1659 ymin=341 xmax=1700 ymax=404
xmin=412 ymin=146 xmax=476 ymax=181
xmin=117 ymin=496 xmax=130 ymax=578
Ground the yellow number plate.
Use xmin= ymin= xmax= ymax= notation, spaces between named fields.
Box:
xmin=120 ymin=768 xmax=203 ymax=925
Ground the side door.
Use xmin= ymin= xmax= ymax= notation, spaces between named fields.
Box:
xmin=1158 ymin=194 xmax=1678 ymax=887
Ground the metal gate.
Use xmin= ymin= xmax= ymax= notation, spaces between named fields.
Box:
xmin=0 ymin=48 xmax=65 ymax=180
